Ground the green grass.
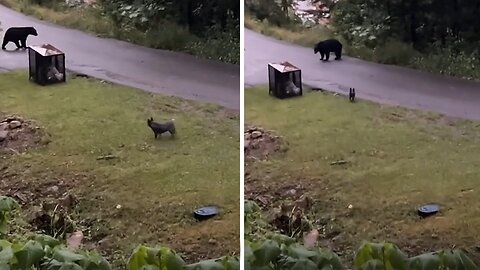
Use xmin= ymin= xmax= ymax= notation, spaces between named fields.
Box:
xmin=0 ymin=71 xmax=239 ymax=267
xmin=245 ymin=86 xmax=480 ymax=264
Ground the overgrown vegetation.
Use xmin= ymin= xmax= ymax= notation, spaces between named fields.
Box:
xmin=0 ymin=71 xmax=239 ymax=267
xmin=244 ymin=201 xmax=477 ymax=270
xmin=245 ymin=0 xmax=480 ymax=80
xmin=0 ymin=196 xmax=240 ymax=269
xmin=0 ymin=0 xmax=239 ymax=64
xmin=245 ymin=86 xmax=480 ymax=266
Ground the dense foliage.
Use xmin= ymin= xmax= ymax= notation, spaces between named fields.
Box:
xmin=245 ymin=237 xmax=477 ymax=270
xmin=19 ymin=0 xmax=239 ymax=63
xmin=245 ymin=0 xmax=291 ymax=26
xmin=247 ymin=0 xmax=480 ymax=79
xmin=245 ymin=200 xmax=478 ymax=270
xmin=98 ymin=0 xmax=240 ymax=63
xmin=0 ymin=196 xmax=240 ymax=269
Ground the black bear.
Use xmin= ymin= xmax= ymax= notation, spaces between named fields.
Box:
xmin=2 ymin=27 xmax=38 ymax=50
xmin=314 ymin=39 xmax=342 ymax=62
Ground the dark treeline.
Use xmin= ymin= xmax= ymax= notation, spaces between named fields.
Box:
xmin=27 ymin=0 xmax=240 ymax=63
xmin=247 ymin=0 xmax=480 ymax=78
xmin=333 ymin=0 xmax=480 ymax=54
xmin=100 ymin=0 xmax=240 ymax=38
xmin=99 ymin=0 xmax=240 ymax=63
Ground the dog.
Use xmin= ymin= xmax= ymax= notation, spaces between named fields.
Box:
xmin=349 ymin=88 xmax=356 ymax=102
xmin=147 ymin=117 xmax=176 ymax=139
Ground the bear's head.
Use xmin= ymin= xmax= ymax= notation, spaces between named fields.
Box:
xmin=28 ymin=27 xmax=38 ymax=36
xmin=313 ymin=43 xmax=322 ymax=54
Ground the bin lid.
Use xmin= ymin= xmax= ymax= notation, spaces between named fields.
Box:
xmin=268 ymin=62 xmax=300 ymax=73
xmin=28 ymin=44 xmax=64 ymax=56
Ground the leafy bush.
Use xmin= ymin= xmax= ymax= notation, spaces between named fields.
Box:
xmin=372 ymin=39 xmax=419 ymax=65
xmin=244 ymin=236 xmax=477 ymax=270
xmin=411 ymin=50 xmax=480 ymax=80
xmin=244 ymin=200 xmax=478 ymax=270
xmin=0 ymin=196 xmax=19 ymax=234
xmin=0 ymin=196 xmax=239 ymax=269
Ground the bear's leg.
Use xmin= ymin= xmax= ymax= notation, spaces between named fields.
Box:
xmin=325 ymin=52 xmax=330 ymax=61
xmin=1 ymin=38 xmax=8 ymax=50
xmin=20 ymin=38 xmax=27 ymax=49
xmin=14 ymin=40 xmax=22 ymax=49
xmin=319 ymin=51 xmax=324 ymax=61
xmin=334 ymin=50 xmax=341 ymax=60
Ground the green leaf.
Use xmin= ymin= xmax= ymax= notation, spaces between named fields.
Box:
xmin=128 ymin=245 xmax=151 ymax=270
xmin=158 ymin=247 xmax=185 ymax=269
xmin=252 ymin=239 xmax=281 ymax=266
xmin=290 ymin=258 xmax=318 ymax=270
xmin=57 ymin=262 xmax=84 ymax=270
xmin=185 ymin=259 xmax=224 ymax=270
xmin=383 ymin=243 xmax=407 ymax=270
xmin=35 ymin=234 xmax=61 ymax=248
xmin=407 ymin=252 xmax=441 ymax=270
xmin=0 ymin=240 xmax=13 ymax=263
xmin=287 ymin=245 xmax=318 ymax=259
xmin=53 ymin=247 xmax=86 ymax=262
xmin=0 ymin=197 xmax=18 ymax=212
xmin=14 ymin=240 xmax=45 ymax=269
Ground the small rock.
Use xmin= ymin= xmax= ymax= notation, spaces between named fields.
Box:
xmin=67 ymin=231 xmax=84 ymax=250
xmin=116 ymin=204 xmax=122 ymax=209
xmin=8 ymin=121 xmax=22 ymax=129
xmin=0 ymin=123 xmax=7 ymax=131
xmin=284 ymin=189 xmax=297 ymax=197
xmin=96 ymin=154 xmax=118 ymax=160
xmin=47 ymin=185 xmax=59 ymax=194
xmin=348 ymin=204 xmax=353 ymax=209
xmin=251 ymin=131 xmax=262 ymax=139
xmin=0 ymin=131 xmax=8 ymax=142
xmin=330 ymin=160 xmax=349 ymax=166
xmin=208 ymin=238 xmax=216 ymax=245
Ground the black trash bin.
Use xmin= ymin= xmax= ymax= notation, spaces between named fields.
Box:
xmin=268 ymin=62 xmax=302 ymax=99
xmin=28 ymin=44 xmax=66 ymax=86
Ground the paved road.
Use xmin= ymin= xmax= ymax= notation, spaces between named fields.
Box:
xmin=245 ymin=28 xmax=480 ymax=120
xmin=0 ymin=5 xmax=240 ymax=110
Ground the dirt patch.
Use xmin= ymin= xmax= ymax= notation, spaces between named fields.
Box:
xmin=0 ymin=114 xmax=50 ymax=155
xmin=244 ymin=125 xmax=288 ymax=160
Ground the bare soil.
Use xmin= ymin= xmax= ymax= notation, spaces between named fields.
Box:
xmin=244 ymin=125 xmax=288 ymax=161
xmin=0 ymin=114 xmax=50 ymax=155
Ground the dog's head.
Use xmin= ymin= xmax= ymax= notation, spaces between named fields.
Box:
xmin=147 ymin=117 xmax=154 ymax=125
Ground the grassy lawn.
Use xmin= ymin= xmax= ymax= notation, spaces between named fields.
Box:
xmin=0 ymin=71 xmax=239 ymax=267
xmin=245 ymin=86 xmax=480 ymax=264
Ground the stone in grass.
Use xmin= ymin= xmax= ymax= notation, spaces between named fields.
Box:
xmin=0 ymin=131 xmax=8 ymax=142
